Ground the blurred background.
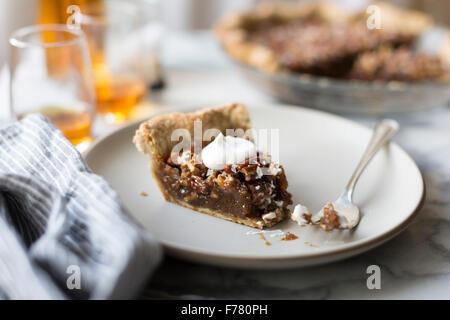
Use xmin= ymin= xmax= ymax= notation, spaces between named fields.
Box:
xmin=1 ymin=0 xmax=449 ymax=68
xmin=0 ymin=0 xmax=449 ymax=148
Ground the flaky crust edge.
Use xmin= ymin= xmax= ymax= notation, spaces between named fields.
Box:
xmin=133 ymin=103 xmax=251 ymax=160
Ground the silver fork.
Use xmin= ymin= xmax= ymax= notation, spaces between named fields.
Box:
xmin=312 ymin=119 xmax=400 ymax=230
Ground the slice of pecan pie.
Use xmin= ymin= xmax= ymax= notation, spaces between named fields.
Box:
xmin=133 ymin=103 xmax=292 ymax=229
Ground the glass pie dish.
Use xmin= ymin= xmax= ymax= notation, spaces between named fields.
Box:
xmin=235 ymin=61 xmax=450 ymax=115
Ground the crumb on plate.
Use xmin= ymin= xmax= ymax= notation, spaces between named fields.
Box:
xmin=281 ymin=232 xmax=298 ymax=241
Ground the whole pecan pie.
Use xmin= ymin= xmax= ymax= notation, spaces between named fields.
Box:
xmin=133 ymin=103 xmax=292 ymax=229
xmin=215 ymin=1 xmax=449 ymax=82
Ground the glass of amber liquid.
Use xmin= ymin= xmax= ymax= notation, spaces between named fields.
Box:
xmin=9 ymin=24 xmax=96 ymax=151
xmin=79 ymin=1 xmax=147 ymax=123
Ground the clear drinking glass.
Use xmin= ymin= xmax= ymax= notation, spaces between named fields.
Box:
xmin=80 ymin=0 xmax=148 ymax=123
xmin=9 ymin=24 xmax=96 ymax=150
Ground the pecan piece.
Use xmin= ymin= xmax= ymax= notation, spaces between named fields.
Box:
xmin=191 ymin=176 xmax=210 ymax=194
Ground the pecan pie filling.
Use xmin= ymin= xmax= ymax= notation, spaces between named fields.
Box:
xmin=251 ymin=21 xmax=413 ymax=78
xmin=318 ymin=202 xmax=341 ymax=231
xmin=158 ymin=146 xmax=292 ymax=226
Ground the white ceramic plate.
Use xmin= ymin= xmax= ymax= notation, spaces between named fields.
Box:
xmin=85 ymin=104 xmax=425 ymax=269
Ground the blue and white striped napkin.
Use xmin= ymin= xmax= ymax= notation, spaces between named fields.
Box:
xmin=0 ymin=114 xmax=162 ymax=299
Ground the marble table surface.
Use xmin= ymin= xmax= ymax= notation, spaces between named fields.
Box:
xmin=3 ymin=31 xmax=448 ymax=299
xmin=137 ymin=32 xmax=450 ymax=300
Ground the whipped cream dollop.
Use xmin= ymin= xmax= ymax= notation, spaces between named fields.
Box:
xmin=291 ymin=204 xmax=311 ymax=226
xmin=201 ymin=132 xmax=257 ymax=170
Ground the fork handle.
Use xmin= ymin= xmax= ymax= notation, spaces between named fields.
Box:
xmin=342 ymin=119 xmax=399 ymax=201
